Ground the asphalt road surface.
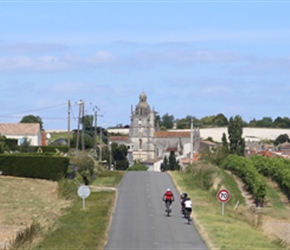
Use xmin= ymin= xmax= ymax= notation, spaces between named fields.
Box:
xmin=105 ymin=171 xmax=208 ymax=250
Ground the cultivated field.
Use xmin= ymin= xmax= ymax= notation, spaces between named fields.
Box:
xmin=0 ymin=176 xmax=70 ymax=249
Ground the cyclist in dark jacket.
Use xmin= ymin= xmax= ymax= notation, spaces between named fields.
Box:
xmin=180 ymin=192 xmax=187 ymax=214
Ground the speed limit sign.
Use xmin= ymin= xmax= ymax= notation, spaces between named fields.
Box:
xmin=217 ymin=189 xmax=230 ymax=203
xmin=217 ymin=189 xmax=230 ymax=216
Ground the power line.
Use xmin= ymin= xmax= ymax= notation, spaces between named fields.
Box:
xmin=1 ymin=102 xmax=68 ymax=116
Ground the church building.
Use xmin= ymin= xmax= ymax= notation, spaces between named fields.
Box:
xmin=109 ymin=92 xmax=212 ymax=167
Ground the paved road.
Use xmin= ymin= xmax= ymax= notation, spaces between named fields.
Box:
xmin=105 ymin=171 xmax=208 ymax=250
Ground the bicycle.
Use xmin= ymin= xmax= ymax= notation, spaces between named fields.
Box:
xmin=165 ymin=201 xmax=171 ymax=217
xmin=184 ymin=209 xmax=191 ymax=224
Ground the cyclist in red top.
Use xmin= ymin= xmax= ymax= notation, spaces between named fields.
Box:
xmin=162 ymin=188 xmax=175 ymax=209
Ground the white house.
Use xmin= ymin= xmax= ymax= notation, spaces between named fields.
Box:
xmin=0 ymin=123 xmax=42 ymax=146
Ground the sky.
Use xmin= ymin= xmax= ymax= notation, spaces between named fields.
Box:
xmin=1 ymin=0 xmax=290 ymax=130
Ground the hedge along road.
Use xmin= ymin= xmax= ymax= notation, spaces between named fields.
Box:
xmin=105 ymin=171 xmax=208 ymax=250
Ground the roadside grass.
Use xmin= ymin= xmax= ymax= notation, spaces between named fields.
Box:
xmin=29 ymin=170 xmax=125 ymax=250
xmin=33 ymin=191 xmax=116 ymax=250
xmin=170 ymin=163 xmax=284 ymax=250
xmin=49 ymin=132 xmax=69 ymax=142
xmin=91 ymin=171 xmax=124 ymax=187
xmin=261 ymin=178 xmax=290 ymax=220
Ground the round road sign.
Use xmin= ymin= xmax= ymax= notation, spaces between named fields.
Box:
xmin=78 ymin=185 xmax=91 ymax=199
xmin=217 ymin=189 xmax=230 ymax=203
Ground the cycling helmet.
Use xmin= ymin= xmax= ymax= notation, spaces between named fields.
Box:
xmin=167 ymin=188 xmax=171 ymax=191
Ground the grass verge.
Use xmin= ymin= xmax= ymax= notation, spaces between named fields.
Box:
xmin=33 ymin=191 xmax=116 ymax=250
xmin=30 ymin=170 xmax=125 ymax=250
xmin=170 ymin=162 xmax=285 ymax=249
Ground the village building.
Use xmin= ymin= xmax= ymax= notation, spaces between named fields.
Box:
xmin=109 ymin=92 xmax=211 ymax=169
xmin=0 ymin=123 xmax=43 ymax=146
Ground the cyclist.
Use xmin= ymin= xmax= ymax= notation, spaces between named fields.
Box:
xmin=180 ymin=192 xmax=187 ymax=214
xmin=184 ymin=197 xmax=192 ymax=221
xmin=163 ymin=188 xmax=174 ymax=210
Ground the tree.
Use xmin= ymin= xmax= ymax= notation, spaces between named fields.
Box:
xmin=160 ymin=113 xmax=174 ymax=129
xmin=163 ymin=155 xmax=169 ymax=171
xmin=221 ymin=132 xmax=229 ymax=154
xmin=213 ymin=113 xmax=228 ymax=126
xmin=70 ymin=133 xmax=94 ymax=149
xmin=228 ymin=115 xmax=245 ymax=156
xmin=199 ymin=115 xmax=215 ymax=126
xmin=0 ymin=135 xmax=8 ymax=153
xmin=70 ymin=151 xmax=95 ymax=185
xmin=274 ymin=134 xmax=289 ymax=145
xmin=168 ymin=151 xmax=180 ymax=171
xmin=201 ymin=145 xmax=228 ymax=166
xmin=110 ymin=143 xmax=129 ymax=170
xmin=20 ymin=115 xmax=43 ymax=130
xmin=273 ymin=117 xmax=289 ymax=128
xmin=84 ymin=115 xmax=94 ymax=128
xmin=257 ymin=117 xmax=273 ymax=128
xmin=154 ymin=112 xmax=161 ymax=128
xmin=176 ymin=116 xmax=199 ymax=129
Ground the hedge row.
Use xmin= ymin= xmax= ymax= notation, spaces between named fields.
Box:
xmin=250 ymin=155 xmax=290 ymax=199
xmin=0 ymin=155 xmax=69 ymax=181
xmin=28 ymin=146 xmax=70 ymax=153
xmin=221 ymin=154 xmax=266 ymax=206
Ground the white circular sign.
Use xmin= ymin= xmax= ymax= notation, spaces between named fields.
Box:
xmin=217 ymin=189 xmax=230 ymax=203
xmin=78 ymin=185 xmax=91 ymax=199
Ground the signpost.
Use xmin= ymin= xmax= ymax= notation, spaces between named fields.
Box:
xmin=78 ymin=185 xmax=91 ymax=209
xmin=217 ymin=189 xmax=230 ymax=216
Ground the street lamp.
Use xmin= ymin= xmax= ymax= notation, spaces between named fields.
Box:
xmin=99 ymin=123 xmax=107 ymax=162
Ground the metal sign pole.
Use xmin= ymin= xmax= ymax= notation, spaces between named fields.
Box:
xmin=78 ymin=185 xmax=91 ymax=210
xmin=82 ymin=198 xmax=86 ymax=209
xmin=217 ymin=189 xmax=230 ymax=216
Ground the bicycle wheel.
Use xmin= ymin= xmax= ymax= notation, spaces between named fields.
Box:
xmin=187 ymin=213 xmax=190 ymax=224
xmin=167 ymin=202 xmax=170 ymax=216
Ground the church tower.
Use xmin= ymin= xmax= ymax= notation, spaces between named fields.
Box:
xmin=129 ymin=92 xmax=155 ymax=162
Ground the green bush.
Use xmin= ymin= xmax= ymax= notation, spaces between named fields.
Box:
xmin=127 ymin=164 xmax=149 ymax=171
xmin=0 ymin=155 xmax=69 ymax=181
xmin=186 ymin=162 xmax=219 ymax=190
xmin=220 ymin=154 xmax=266 ymax=206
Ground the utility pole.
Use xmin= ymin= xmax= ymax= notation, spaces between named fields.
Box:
xmin=99 ymin=123 xmax=106 ymax=162
xmin=76 ymin=100 xmax=84 ymax=151
xmin=93 ymin=106 xmax=102 ymax=151
xmin=67 ymin=100 xmax=71 ymax=147
xmin=93 ymin=107 xmax=99 ymax=152
xmin=81 ymin=101 xmax=85 ymax=151
xmin=190 ymin=117 xmax=193 ymax=165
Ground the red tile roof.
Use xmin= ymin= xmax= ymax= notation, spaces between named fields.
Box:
xmin=256 ymin=150 xmax=277 ymax=158
xmin=154 ymin=131 xmax=190 ymax=138
xmin=109 ymin=136 xmax=129 ymax=141
xmin=0 ymin=123 xmax=40 ymax=135
xmin=166 ymin=147 xmax=178 ymax=152
xmin=181 ymin=153 xmax=201 ymax=163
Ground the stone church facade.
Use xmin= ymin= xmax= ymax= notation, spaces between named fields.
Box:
xmin=109 ymin=92 xmax=210 ymax=166
xmin=127 ymin=92 xmax=156 ymax=162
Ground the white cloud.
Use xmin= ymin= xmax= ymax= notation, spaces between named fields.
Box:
xmin=87 ymin=51 xmax=117 ymax=65
xmin=238 ymin=57 xmax=290 ymax=75
xmin=0 ymin=50 xmax=117 ymax=73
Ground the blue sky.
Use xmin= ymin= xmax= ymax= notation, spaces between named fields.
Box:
xmin=1 ymin=1 xmax=290 ymax=130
